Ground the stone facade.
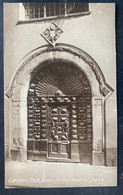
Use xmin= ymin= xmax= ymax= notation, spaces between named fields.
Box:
xmin=4 ymin=3 xmax=117 ymax=166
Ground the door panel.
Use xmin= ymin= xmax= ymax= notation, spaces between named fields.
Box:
xmin=48 ymin=142 xmax=70 ymax=158
xmin=27 ymin=95 xmax=92 ymax=162
xmin=27 ymin=63 xmax=92 ymax=163
xmin=46 ymin=101 xmax=71 ymax=159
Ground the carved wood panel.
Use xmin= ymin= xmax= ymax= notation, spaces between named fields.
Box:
xmin=27 ymin=94 xmax=92 ymax=160
xmin=27 ymin=63 xmax=92 ymax=161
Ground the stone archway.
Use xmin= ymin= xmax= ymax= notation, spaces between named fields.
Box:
xmin=5 ymin=43 xmax=114 ymax=165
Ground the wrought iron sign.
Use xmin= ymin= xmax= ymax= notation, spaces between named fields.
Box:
xmin=41 ymin=21 xmax=63 ymax=46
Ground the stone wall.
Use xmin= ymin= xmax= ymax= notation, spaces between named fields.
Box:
xmin=4 ymin=3 xmax=117 ymax=166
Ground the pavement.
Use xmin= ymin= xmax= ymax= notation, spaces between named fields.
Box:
xmin=5 ymin=160 xmax=117 ymax=188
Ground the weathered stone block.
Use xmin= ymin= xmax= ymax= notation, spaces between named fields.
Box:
xmin=92 ymin=151 xmax=104 ymax=166
xmin=5 ymin=145 xmax=9 ymax=160
xmin=79 ymin=153 xmax=92 ymax=163
xmin=106 ymin=148 xmax=117 ymax=166
xmin=10 ymin=149 xmax=27 ymax=161
xmin=71 ymin=141 xmax=80 ymax=161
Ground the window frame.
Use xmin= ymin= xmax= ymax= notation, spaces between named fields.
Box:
xmin=18 ymin=3 xmax=91 ymax=24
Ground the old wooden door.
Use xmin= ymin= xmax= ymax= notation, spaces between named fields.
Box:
xmin=27 ymin=93 xmax=72 ymax=161
xmin=27 ymin=62 xmax=92 ymax=163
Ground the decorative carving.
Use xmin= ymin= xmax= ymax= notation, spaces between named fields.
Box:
xmin=6 ymin=89 xmax=13 ymax=98
xmin=41 ymin=21 xmax=63 ymax=46
xmin=48 ymin=105 xmax=70 ymax=141
xmin=33 ymin=65 xmax=88 ymax=96
xmin=27 ymin=88 xmax=92 ymax=158
xmin=100 ymin=85 xmax=110 ymax=96
xmin=13 ymin=138 xmax=24 ymax=149
xmin=10 ymin=44 xmax=113 ymax=99
xmin=76 ymin=96 xmax=92 ymax=141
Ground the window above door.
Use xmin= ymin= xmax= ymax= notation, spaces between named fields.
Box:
xmin=19 ymin=3 xmax=90 ymax=23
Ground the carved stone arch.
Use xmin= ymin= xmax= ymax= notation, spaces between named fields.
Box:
xmin=6 ymin=43 xmax=113 ymax=98
xmin=29 ymin=59 xmax=92 ymax=96
xmin=5 ymin=44 xmax=114 ymax=165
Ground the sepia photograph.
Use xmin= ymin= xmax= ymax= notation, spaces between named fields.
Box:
xmin=4 ymin=2 xmax=117 ymax=188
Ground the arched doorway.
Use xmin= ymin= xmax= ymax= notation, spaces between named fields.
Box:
xmin=5 ymin=44 xmax=114 ymax=165
xmin=27 ymin=61 xmax=92 ymax=163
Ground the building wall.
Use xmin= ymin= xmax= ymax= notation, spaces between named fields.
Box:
xmin=4 ymin=3 xmax=117 ymax=165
